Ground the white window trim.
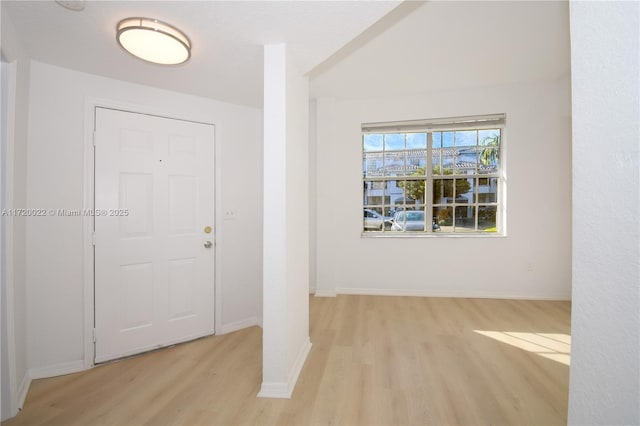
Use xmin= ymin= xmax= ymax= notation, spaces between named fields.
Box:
xmin=362 ymin=113 xmax=506 ymax=133
xmin=362 ymin=114 xmax=506 ymax=237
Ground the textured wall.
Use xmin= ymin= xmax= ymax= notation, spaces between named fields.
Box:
xmin=568 ymin=2 xmax=640 ymax=424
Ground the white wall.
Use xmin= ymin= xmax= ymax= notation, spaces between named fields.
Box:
xmin=313 ymin=77 xmax=572 ymax=300
xmin=260 ymin=44 xmax=310 ymax=398
xmin=308 ymin=99 xmax=317 ymax=293
xmin=1 ymin=4 xmax=31 ymax=418
xmin=25 ymin=61 xmax=263 ymax=373
xmin=1 ymin=54 xmax=9 ymax=423
xmin=284 ymin=47 xmax=310 ymax=389
xmin=568 ymin=2 xmax=640 ymax=424
xmin=262 ymin=44 xmax=289 ymax=391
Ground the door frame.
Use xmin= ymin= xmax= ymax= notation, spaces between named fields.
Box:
xmin=82 ymin=97 xmax=221 ymax=369
xmin=1 ymin=56 xmax=20 ymax=419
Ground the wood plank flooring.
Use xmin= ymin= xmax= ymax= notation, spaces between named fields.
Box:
xmin=3 ymin=295 xmax=571 ymax=425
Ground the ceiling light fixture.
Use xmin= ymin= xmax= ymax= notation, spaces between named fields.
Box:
xmin=116 ymin=18 xmax=191 ymax=65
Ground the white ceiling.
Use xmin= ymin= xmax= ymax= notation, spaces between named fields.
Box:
xmin=2 ymin=0 xmax=401 ymax=107
xmin=310 ymin=0 xmax=571 ymax=100
xmin=2 ymin=1 xmax=571 ymax=107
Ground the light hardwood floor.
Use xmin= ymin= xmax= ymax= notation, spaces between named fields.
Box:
xmin=3 ymin=295 xmax=571 ymax=426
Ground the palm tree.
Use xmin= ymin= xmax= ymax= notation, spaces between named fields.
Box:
xmin=480 ymin=134 xmax=500 ymax=166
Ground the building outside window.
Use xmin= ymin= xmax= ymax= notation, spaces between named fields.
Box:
xmin=362 ymin=114 xmax=505 ymax=234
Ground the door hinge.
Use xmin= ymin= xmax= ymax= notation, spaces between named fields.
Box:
xmin=92 ymin=131 xmax=97 ymax=146
xmin=92 ymin=328 xmax=97 ymax=343
xmin=92 ymin=232 xmax=96 ymax=246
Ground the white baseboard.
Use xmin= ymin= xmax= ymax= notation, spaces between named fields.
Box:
xmin=28 ymin=360 xmax=86 ymax=380
xmin=313 ymin=289 xmax=337 ymax=297
xmin=336 ymin=287 xmax=571 ymax=301
xmin=258 ymin=337 xmax=312 ymax=399
xmin=17 ymin=373 xmax=32 ymax=410
xmin=288 ymin=337 xmax=312 ymax=393
xmin=218 ymin=316 xmax=261 ymax=335
xmin=257 ymin=381 xmax=290 ymax=399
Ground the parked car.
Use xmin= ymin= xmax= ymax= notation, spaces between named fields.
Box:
xmin=364 ymin=209 xmax=385 ymax=231
xmin=389 ymin=210 xmax=441 ymax=231
xmin=364 ymin=209 xmax=395 ymax=231
xmin=391 ymin=210 xmax=426 ymax=231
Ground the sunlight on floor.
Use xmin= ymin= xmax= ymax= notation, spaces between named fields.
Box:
xmin=474 ymin=330 xmax=571 ymax=365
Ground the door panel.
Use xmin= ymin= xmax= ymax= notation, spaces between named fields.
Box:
xmin=168 ymin=258 xmax=197 ymax=320
xmin=94 ymin=108 xmax=215 ymax=363
xmin=120 ymin=263 xmax=154 ymax=330
xmin=120 ymin=173 xmax=154 ymax=237
xmin=168 ymin=175 xmax=197 ymax=233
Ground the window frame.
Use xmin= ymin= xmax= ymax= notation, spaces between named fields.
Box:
xmin=362 ymin=114 xmax=506 ymax=237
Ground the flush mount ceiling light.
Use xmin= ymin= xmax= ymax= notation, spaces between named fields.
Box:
xmin=116 ymin=18 xmax=191 ymax=65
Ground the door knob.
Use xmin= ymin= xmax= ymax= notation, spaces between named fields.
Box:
xmin=204 ymin=241 xmax=213 ymax=249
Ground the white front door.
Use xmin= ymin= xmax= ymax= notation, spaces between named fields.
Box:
xmin=94 ymin=107 xmax=215 ymax=363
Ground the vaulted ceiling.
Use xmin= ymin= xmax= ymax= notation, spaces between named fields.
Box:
xmin=2 ymin=1 xmax=570 ymax=108
xmin=310 ymin=1 xmax=571 ymax=100
xmin=1 ymin=0 xmax=401 ymax=107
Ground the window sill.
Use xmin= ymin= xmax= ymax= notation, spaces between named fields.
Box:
xmin=361 ymin=232 xmax=506 ymax=238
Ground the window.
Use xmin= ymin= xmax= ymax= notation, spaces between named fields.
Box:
xmin=362 ymin=114 xmax=505 ymax=235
